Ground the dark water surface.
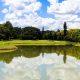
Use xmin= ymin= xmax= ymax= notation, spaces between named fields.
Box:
xmin=0 ymin=46 xmax=80 ymax=80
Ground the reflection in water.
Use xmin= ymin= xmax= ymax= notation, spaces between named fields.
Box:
xmin=0 ymin=54 xmax=80 ymax=80
xmin=0 ymin=46 xmax=80 ymax=80
xmin=63 ymin=50 xmax=67 ymax=64
xmin=39 ymin=64 xmax=49 ymax=80
xmin=0 ymin=46 xmax=80 ymax=63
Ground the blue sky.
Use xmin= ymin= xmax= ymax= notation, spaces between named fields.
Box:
xmin=0 ymin=1 xmax=5 ymax=21
xmin=0 ymin=0 xmax=63 ymax=19
xmin=0 ymin=0 xmax=80 ymax=30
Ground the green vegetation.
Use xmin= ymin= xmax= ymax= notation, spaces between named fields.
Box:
xmin=0 ymin=21 xmax=80 ymax=42
xmin=0 ymin=42 xmax=17 ymax=53
xmin=63 ymin=22 xmax=67 ymax=36
xmin=0 ymin=46 xmax=80 ymax=63
xmin=0 ymin=40 xmax=80 ymax=53
xmin=0 ymin=40 xmax=70 ymax=53
xmin=0 ymin=21 xmax=80 ymax=52
xmin=0 ymin=40 xmax=72 ymax=47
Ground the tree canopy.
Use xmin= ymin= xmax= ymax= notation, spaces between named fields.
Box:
xmin=0 ymin=21 xmax=80 ymax=42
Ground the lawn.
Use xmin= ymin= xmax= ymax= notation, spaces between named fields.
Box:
xmin=0 ymin=40 xmax=79 ymax=53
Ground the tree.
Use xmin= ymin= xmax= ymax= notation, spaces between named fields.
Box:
xmin=66 ymin=29 xmax=80 ymax=42
xmin=12 ymin=27 xmax=22 ymax=39
xmin=48 ymin=31 xmax=53 ymax=40
xmin=63 ymin=22 xmax=67 ymax=36
xmin=42 ymin=27 xmax=44 ymax=39
xmin=53 ymin=32 xmax=57 ymax=40
xmin=4 ymin=21 xmax=14 ymax=39
xmin=4 ymin=21 xmax=13 ymax=30
xmin=21 ymin=27 xmax=41 ymax=40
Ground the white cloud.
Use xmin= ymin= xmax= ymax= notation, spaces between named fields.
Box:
xmin=0 ymin=54 xmax=80 ymax=80
xmin=24 ymin=2 xmax=42 ymax=13
xmin=2 ymin=0 xmax=42 ymax=13
xmin=2 ymin=9 xmax=8 ymax=14
xmin=47 ymin=0 xmax=80 ymax=14
xmin=1 ymin=0 xmax=80 ymax=30
xmin=1 ymin=0 xmax=56 ymax=30
xmin=47 ymin=0 xmax=80 ymax=29
xmin=47 ymin=0 xmax=59 ymax=13
xmin=10 ymin=13 xmax=55 ymax=30
xmin=67 ymin=22 xmax=80 ymax=29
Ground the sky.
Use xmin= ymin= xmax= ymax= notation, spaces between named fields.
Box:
xmin=0 ymin=0 xmax=80 ymax=30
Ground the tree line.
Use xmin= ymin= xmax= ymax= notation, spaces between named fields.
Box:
xmin=0 ymin=21 xmax=80 ymax=42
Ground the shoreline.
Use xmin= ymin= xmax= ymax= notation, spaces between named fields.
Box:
xmin=0 ymin=40 xmax=80 ymax=53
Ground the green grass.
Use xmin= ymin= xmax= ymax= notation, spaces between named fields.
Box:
xmin=1 ymin=40 xmax=72 ymax=46
xmin=0 ymin=41 xmax=17 ymax=53
xmin=0 ymin=40 xmax=79 ymax=53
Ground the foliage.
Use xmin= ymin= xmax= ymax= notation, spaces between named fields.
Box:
xmin=0 ymin=21 xmax=80 ymax=42
xmin=21 ymin=27 xmax=41 ymax=40
xmin=63 ymin=22 xmax=67 ymax=36
xmin=0 ymin=45 xmax=80 ymax=63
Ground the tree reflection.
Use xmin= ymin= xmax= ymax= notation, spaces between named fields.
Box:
xmin=63 ymin=50 xmax=67 ymax=63
xmin=0 ymin=46 xmax=80 ymax=63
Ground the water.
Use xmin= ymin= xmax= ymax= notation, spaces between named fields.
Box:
xmin=0 ymin=46 xmax=80 ymax=80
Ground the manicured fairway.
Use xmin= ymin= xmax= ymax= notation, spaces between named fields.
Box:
xmin=0 ymin=40 xmax=79 ymax=53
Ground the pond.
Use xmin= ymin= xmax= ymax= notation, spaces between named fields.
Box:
xmin=0 ymin=46 xmax=80 ymax=80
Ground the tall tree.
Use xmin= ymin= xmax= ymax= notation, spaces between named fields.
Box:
xmin=4 ymin=21 xmax=13 ymax=30
xmin=4 ymin=21 xmax=13 ymax=39
xmin=63 ymin=22 xmax=67 ymax=36
xmin=42 ymin=27 xmax=44 ymax=39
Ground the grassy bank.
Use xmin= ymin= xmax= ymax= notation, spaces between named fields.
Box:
xmin=0 ymin=40 xmax=79 ymax=53
xmin=0 ymin=40 xmax=72 ymax=46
